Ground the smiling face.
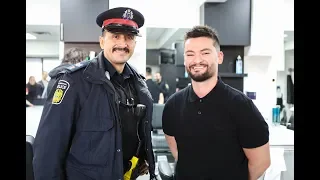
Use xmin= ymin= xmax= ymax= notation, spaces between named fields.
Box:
xmin=183 ymin=26 xmax=224 ymax=82
xmin=99 ymin=31 xmax=136 ymax=65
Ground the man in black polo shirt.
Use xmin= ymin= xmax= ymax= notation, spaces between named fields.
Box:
xmin=145 ymin=67 xmax=164 ymax=104
xmin=162 ymin=25 xmax=270 ymax=180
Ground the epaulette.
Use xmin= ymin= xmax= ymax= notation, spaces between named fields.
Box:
xmin=65 ymin=60 xmax=91 ymax=74
xmin=139 ymin=74 xmax=146 ymax=80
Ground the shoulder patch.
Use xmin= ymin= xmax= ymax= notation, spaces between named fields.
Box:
xmin=65 ymin=60 xmax=90 ymax=73
xmin=52 ymin=80 xmax=70 ymax=104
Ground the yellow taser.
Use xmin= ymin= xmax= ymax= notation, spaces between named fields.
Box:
xmin=123 ymin=156 xmax=139 ymax=180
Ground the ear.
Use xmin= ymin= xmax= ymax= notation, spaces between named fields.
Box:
xmin=217 ymin=51 xmax=224 ymax=65
xmin=99 ymin=36 xmax=104 ymax=49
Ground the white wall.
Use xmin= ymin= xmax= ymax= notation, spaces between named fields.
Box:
xmin=26 ymin=41 xmax=60 ymax=57
xmin=244 ymin=57 xmax=278 ymax=118
xmin=43 ymin=58 xmax=61 ymax=73
xmin=143 ymin=0 xmax=203 ymax=28
xmin=26 ymin=57 xmax=61 ymax=83
xmin=26 ymin=58 xmax=43 ymax=83
xmin=26 ymin=0 xmax=60 ymax=25
xmin=284 ymin=40 xmax=294 ymax=51
xmin=284 ymin=0 xmax=294 ymax=31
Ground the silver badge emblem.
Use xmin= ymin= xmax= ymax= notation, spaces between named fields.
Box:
xmin=105 ymin=71 xmax=110 ymax=80
xmin=122 ymin=9 xmax=134 ymax=20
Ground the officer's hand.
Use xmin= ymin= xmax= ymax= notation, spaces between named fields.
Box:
xmin=138 ymin=160 xmax=149 ymax=175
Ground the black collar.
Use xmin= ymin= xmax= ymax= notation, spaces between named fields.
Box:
xmin=102 ymin=54 xmax=133 ymax=80
xmin=188 ymin=76 xmax=225 ymax=102
xmin=83 ymin=51 xmax=140 ymax=84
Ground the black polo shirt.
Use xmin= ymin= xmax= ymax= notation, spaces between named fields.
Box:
xmin=146 ymin=79 xmax=161 ymax=103
xmin=162 ymin=77 xmax=269 ymax=180
xmin=103 ymin=58 xmax=140 ymax=173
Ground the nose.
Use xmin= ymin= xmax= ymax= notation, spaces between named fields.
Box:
xmin=193 ymin=54 xmax=202 ymax=64
xmin=116 ymin=35 xmax=128 ymax=47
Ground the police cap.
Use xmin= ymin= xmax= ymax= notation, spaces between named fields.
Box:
xmin=96 ymin=7 xmax=144 ymax=37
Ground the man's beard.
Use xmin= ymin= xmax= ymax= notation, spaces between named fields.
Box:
xmin=187 ymin=65 xmax=215 ymax=82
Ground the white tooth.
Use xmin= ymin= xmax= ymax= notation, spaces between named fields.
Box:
xmin=194 ymin=66 xmax=204 ymax=69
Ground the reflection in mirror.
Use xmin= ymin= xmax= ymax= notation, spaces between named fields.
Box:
xmin=276 ymin=30 xmax=294 ymax=129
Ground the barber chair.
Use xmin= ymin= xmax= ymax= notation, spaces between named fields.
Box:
xmin=26 ymin=135 xmax=35 ymax=180
xmin=151 ymin=104 xmax=175 ymax=180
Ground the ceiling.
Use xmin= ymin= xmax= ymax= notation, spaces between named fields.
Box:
xmin=26 ymin=25 xmax=60 ymax=41
xmin=147 ymin=28 xmax=167 ymax=42
xmin=146 ymin=27 xmax=190 ymax=49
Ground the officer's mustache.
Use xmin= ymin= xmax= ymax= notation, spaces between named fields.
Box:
xmin=112 ymin=47 xmax=129 ymax=53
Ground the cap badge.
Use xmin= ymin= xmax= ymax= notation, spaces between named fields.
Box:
xmin=122 ymin=9 xmax=134 ymax=20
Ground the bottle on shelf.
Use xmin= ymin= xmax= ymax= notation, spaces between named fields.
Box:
xmin=235 ymin=55 xmax=243 ymax=74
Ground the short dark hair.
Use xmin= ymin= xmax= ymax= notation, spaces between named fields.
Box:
xmin=62 ymin=47 xmax=88 ymax=64
xmin=146 ymin=67 xmax=152 ymax=75
xmin=184 ymin=25 xmax=220 ymax=51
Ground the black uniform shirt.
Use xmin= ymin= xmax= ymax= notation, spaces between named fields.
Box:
xmin=146 ymin=79 xmax=161 ymax=103
xmin=158 ymin=80 xmax=170 ymax=102
xmin=103 ymin=57 xmax=140 ymax=173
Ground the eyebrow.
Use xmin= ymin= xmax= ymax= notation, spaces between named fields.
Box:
xmin=185 ymin=48 xmax=212 ymax=53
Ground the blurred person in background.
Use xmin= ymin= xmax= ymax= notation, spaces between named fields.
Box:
xmin=145 ymin=67 xmax=164 ymax=104
xmin=46 ymin=47 xmax=88 ymax=95
xmin=26 ymin=76 xmax=40 ymax=104
xmin=154 ymin=72 xmax=170 ymax=103
xmin=37 ymin=71 xmax=49 ymax=98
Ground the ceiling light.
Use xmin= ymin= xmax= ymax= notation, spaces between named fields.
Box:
xmin=26 ymin=33 xmax=36 ymax=40
xmin=284 ymin=34 xmax=288 ymax=38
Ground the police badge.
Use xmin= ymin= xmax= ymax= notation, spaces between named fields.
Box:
xmin=122 ymin=9 xmax=134 ymax=20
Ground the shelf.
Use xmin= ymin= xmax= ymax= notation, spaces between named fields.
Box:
xmin=219 ymin=73 xmax=248 ymax=78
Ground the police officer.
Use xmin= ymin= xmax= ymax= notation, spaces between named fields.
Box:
xmin=154 ymin=72 xmax=170 ymax=102
xmin=33 ymin=7 xmax=157 ymax=180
